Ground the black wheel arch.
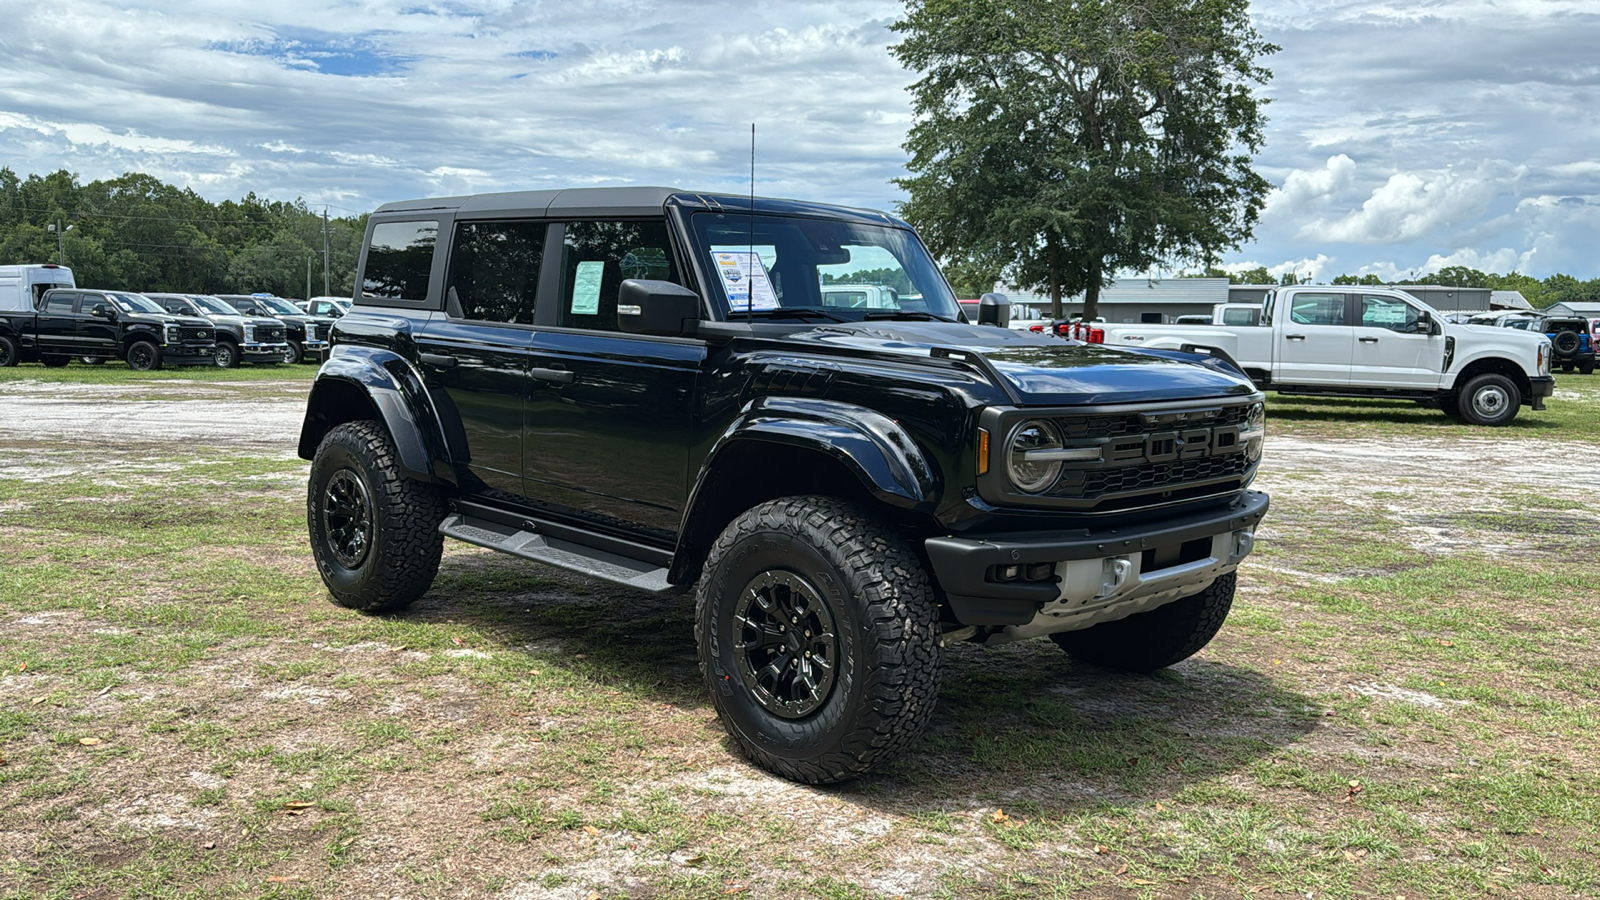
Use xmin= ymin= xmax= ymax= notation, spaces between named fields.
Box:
xmin=1453 ymin=356 xmax=1534 ymax=402
xmin=298 ymin=348 xmax=455 ymax=486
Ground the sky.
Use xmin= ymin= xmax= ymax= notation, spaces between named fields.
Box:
xmin=2 ymin=0 xmax=1597 ymax=283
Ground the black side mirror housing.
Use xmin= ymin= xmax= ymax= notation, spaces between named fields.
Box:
xmin=618 ymin=279 xmax=702 ymax=337
xmin=91 ymin=304 xmax=112 ymax=319
xmin=1416 ymin=309 xmax=1438 ymax=335
xmin=977 ymin=292 xmax=1011 ymax=328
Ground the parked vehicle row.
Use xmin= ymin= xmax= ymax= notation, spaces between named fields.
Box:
xmin=0 ymin=275 xmax=337 ymax=370
xmin=1466 ymin=310 xmax=1595 ymax=375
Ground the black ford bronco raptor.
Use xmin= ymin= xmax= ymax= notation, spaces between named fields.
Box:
xmin=299 ymin=188 xmax=1270 ymax=783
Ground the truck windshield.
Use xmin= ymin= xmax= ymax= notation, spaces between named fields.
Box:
xmin=256 ymin=297 xmax=303 ymax=317
xmin=110 ymin=294 xmax=167 ymax=314
xmin=689 ymin=213 xmax=958 ymax=321
xmin=192 ymin=295 xmax=241 ymax=315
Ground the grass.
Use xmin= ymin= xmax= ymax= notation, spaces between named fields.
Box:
xmin=0 ymin=368 xmax=1598 ymax=897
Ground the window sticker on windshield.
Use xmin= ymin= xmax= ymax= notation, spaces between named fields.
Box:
xmin=572 ymin=260 xmax=605 ymax=315
xmin=713 ymin=250 xmax=779 ymax=311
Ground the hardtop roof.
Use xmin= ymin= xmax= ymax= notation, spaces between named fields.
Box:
xmin=371 ymin=186 xmax=907 ymax=228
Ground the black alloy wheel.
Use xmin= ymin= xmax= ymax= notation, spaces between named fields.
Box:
xmin=733 ymin=570 xmax=839 ymax=719
xmin=1552 ymin=331 xmax=1580 ymax=356
xmin=321 ymin=469 xmax=373 ymax=569
xmin=125 ymin=341 xmax=162 ymax=371
xmin=0 ymin=336 xmax=19 ymax=367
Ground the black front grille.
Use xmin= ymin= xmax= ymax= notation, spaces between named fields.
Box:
xmin=1055 ymin=403 xmax=1252 ymax=440
xmin=180 ymin=326 xmax=211 ymax=341
xmin=261 ymin=326 xmax=285 ymax=342
xmin=1049 ymin=453 xmax=1250 ymax=500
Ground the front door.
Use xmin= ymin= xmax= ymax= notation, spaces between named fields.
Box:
xmin=523 ymin=219 xmax=702 ymax=543
xmin=1350 ymin=293 xmax=1446 ymax=389
xmin=1274 ymin=290 xmax=1353 ymax=385
xmin=77 ymin=295 xmax=121 ymax=359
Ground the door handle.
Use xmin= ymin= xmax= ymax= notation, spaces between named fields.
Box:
xmin=1285 ymin=334 xmax=1306 ymax=341
xmin=419 ymin=352 xmax=457 ymax=368
xmin=1359 ymin=337 xmax=1380 ymax=343
xmin=530 ymin=366 xmax=576 ymax=385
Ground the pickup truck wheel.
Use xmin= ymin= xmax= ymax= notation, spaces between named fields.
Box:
xmin=126 ymin=340 xmax=162 ymax=371
xmin=1581 ymin=362 xmax=1595 ymax=375
xmin=308 ymin=421 xmax=445 ymax=613
xmin=695 ymin=496 xmax=941 ymax=784
xmin=0 ymin=336 xmax=19 ymax=367
xmin=40 ymin=355 xmax=71 ymax=368
xmin=1051 ymin=572 xmax=1236 ymax=673
xmin=282 ymin=340 xmax=303 ymax=365
xmin=1457 ymin=373 xmax=1520 ymax=426
xmin=214 ymin=341 xmax=240 ymax=369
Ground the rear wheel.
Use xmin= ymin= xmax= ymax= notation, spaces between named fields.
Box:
xmin=0 ymin=336 xmax=19 ymax=367
xmin=308 ymin=421 xmax=445 ymax=612
xmin=1456 ymin=373 xmax=1520 ymax=426
xmin=1581 ymin=362 xmax=1595 ymax=376
xmin=1051 ymin=573 xmax=1236 ymax=673
xmin=695 ymin=496 xmax=942 ymax=784
xmin=125 ymin=341 xmax=162 ymax=371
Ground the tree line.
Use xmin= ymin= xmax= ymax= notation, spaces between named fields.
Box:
xmin=1204 ymin=265 xmax=1600 ymax=308
xmin=0 ymin=168 xmax=365 ymax=299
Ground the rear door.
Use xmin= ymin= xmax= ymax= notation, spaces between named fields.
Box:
xmin=522 ymin=218 xmax=703 ymax=542
xmin=1273 ymin=290 xmax=1353 ymax=385
xmin=414 ymin=218 xmax=546 ymax=499
xmin=1350 ymin=293 xmax=1445 ymax=388
xmin=35 ymin=291 xmax=80 ymax=355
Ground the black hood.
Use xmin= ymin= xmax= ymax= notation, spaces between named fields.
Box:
xmin=121 ymin=311 xmax=211 ymax=329
xmin=779 ymin=321 xmax=1257 ymax=406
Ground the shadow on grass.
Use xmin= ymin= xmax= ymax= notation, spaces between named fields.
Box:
xmin=410 ymin=552 xmax=1318 ymax=810
xmin=1268 ymin=395 xmax=1568 ymax=431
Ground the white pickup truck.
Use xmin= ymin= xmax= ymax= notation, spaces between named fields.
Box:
xmin=1072 ymin=286 xmax=1554 ymax=426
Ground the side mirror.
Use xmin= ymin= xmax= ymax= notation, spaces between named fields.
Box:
xmin=977 ymin=292 xmax=1011 ymax=328
xmin=91 ymin=304 xmax=112 ymax=319
xmin=1415 ymin=309 xmax=1437 ymax=335
xmin=617 ymin=279 xmax=702 ymax=337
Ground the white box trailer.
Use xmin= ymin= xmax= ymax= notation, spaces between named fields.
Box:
xmin=0 ymin=264 xmax=76 ymax=312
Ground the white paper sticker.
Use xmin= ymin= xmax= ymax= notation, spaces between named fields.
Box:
xmin=572 ymin=260 xmax=605 ymax=315
xmin=712 ymin=250 xmax=779 ymax=312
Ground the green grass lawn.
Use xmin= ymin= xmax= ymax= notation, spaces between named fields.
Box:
xmin=0 ymin=369 xmax=1597 ymax=898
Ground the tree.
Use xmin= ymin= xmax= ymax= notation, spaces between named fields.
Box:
xmin=1233 ymin=266 xmax=1272 ymax=285
xmin=893 ymin=0 xmax=1277 ymax=318
xmin=1433 ymin=266 xmax=1491 ymax=288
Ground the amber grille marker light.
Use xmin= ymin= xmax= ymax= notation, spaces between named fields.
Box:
xmin=977 ymin=428 xmax=990 ymax=475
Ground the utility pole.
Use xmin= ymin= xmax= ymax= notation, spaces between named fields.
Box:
xmin=47 ymin=220 xmax=73 ymax=265
xmin=306 ymin=253 xmax=313 ymax=300
xmin=322 ymin=207 xmax=331 ymax=296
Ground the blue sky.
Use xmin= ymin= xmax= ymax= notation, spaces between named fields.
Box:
xmin=1 ymin=0 xmax=1597 ymax=282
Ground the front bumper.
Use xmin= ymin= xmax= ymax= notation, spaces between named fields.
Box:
xmin=303 ymin=339 xmax=330 ymax=352
xmin=925 ymin=491 xmax=1269 ymax=634
xmin=161 ymin=342 xmax=218 ymax=366
xmin=1528 ymin=375 xmax=1554 ymax=410
xmin=240 ymin=341 xmax=291 ymax=362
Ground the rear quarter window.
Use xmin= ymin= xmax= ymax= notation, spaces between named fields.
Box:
xmin=361 ymin=220 xmax=440 ymax=305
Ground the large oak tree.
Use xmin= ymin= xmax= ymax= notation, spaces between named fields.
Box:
xmin=893 ymin=0 xmax=1276 ymax=318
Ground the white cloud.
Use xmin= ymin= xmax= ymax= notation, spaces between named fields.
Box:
xmin=1301 ymin=166 xmax=1503 ymax=244
xmin=1263 ymin=154 xmax=1358 ymax=218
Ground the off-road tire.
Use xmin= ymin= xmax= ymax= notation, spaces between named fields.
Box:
xmin=1051 ymin=572 xmax=1237 ymax=673
xmin=125 ymin=340 xmax=162 ymax=371
xmin=40 ymin=355 xmax=70 ymax=368
xmin=695 ymin=496 xmax=942 ymax=784
xmin=1456 ymin=373 xmax=1520 ymax=426
xmin=214 ymin=340 xmax=240 ymax=369
xmin=308 ymin=421 xmax=444 ymax=613
xmin=283 ymin=340 xmax=303 ymax=365
xmin=0 ymin=336 xmax=19 ymax=367
xmin=1552 ymin=331 xmax=1580 ymax=357
xmin=1581 ymin=362 xmax=1595 ymax=376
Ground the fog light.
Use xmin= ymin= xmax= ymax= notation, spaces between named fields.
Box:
xmin=1025 ymin=562 xmax=1054 ymax=582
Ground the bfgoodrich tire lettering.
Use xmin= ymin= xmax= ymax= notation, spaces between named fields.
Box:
xmin=695 ymin=496 xmax=942 ymax=784
xmin=308 ymin=420 xmax=444 ymax=612
xmin=1456 ymin=372 xmax=1520 ymax=426
xmin=1051 ymin=572 xmax=1237 ymax=673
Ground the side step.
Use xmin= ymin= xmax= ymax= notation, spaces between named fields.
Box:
xmin=437 ymin=513 xmax=673 ymax=593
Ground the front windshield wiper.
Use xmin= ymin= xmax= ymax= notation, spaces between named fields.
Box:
xmin=862 ymin=311 xmax=954 ymax=323
xmin=735 ymin=307 xmax=854 ymax=323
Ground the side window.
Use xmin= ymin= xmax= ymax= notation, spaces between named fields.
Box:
xmin=1287 ymin=292 xmax=1346 ymax=326
xmin=557 ymin=220 xmax=678 ymax=331
xmin=362 ymin=220 xmax=439 ymax=302
xmin=43 ymin=292 xmax=75 ymax=313
xmin=1360 ymin=295 xmax=1421 ymax=333
xmin=446 ymin=221 xmax=545 ymax=324
xmin=1222 ymin=307 xmax=1259 ymax=326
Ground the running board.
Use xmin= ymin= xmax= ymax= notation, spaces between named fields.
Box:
xmin=438 ymin=513 xmax=674 ymax=593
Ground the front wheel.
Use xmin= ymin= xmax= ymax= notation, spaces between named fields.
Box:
xmin=214 ymin=341 xmax=240 ymax=369
xmin=695 ymin=496 xmax=942 ymax=784
xmin=125 ymin=341 xmax=162 ymax=371
xmin=282 ymin=340 xmax=303 ymax=365
xmin=1456 ymin=373 xmax=1520 ymax=426
xmin=1051 ymin=572 xmax=1237 ymax=673
xmin=307 ymin=421 xmax=445 ymax=612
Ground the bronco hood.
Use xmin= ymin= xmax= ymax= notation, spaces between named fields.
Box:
xmin=781 ymin=321 xmax=1258 ymax=406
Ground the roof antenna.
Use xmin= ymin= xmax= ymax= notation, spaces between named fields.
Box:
xmin=748 ymin=122 xmax=755 ymax=317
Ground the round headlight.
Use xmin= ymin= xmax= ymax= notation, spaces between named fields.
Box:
xmin=1007 ymin=419 xmax=1064 ymax=493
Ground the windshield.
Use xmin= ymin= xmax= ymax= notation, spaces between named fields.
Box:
xmin=191 ymin=295 xmax=240 ymax=315
xmin=110 ymin=293 xmax=166 ymax=314
xmin=688 ymin=213 xmax=959 ymax=321
xmin=256 ymin=297 xmax=303 ymax=316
